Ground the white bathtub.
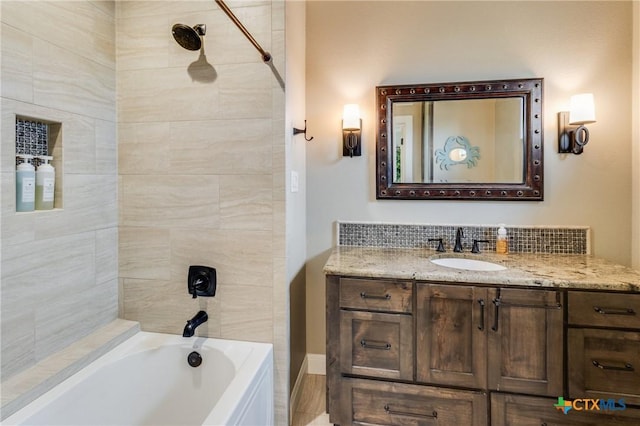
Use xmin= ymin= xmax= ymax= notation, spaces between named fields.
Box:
xmin=3 ymin=332 xmax=274 ymax=426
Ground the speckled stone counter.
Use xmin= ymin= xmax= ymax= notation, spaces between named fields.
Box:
xmin=323 ymin=246 xmax=640 ymax=292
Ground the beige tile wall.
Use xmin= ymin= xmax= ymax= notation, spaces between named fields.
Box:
xmin=1 ymin=1 xmax=118 ymax=380
xmin=2 ymin=1 xmax=289 ymax=422
xmin=116 ymin=1 xmax=288 ymax=423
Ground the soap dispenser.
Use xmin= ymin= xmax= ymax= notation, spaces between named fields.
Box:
xmin=35 ymin=155 xmax=55 ymax=210
xmin=496 ymin=224 xmax=508 ymax=254
xmin=16 ymin=155 xmax=35 ymax=212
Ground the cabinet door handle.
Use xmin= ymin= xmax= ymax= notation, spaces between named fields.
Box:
xmin=491 ymin=298 xmax=500 ymax=331
xmin=360 ymin=339 xmax=391 ymax=350
xmin=360 ymin=292 xmax=391 ymax=301
xmin=384 ymin=404 xmax=437 ymax=419
xmin=592 ymin=360 xmax=634 ymax=372
xmin=498 ymin=301 xmax=562 ymax=310
xmin=478 ymin=299 xmax=485 ymax=330
xmin=593 ymin=306 xmax=636 ymax=316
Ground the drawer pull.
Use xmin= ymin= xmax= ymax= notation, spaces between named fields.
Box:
xmin=360 ymin=339 xmax=391 ymax=350
xmin=360 ymin=292 xmax=391 ymax=301
xmin=592 ymin=360 xmax=634 ymax=372
xmin=384 ymin=404 xmax=437 ymax=419
xmin=593 ymin=306 xmax=636 ymax=316
xmin=478 ymin=299 xmax=485 ymax=331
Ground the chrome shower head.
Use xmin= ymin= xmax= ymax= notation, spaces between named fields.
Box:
xmin=172 ymin=24 xmax=206 ymax=51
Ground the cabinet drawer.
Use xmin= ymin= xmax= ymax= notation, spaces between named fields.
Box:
xmin=491 ymin=393 xmax=640 ymax=425
xmin=569 ymin=291 xmax=640 ymax=329
xmin=568 ymin=328 xmax=640 ymax=405
xmin=343 ymin=378 xmax=486 ymax=426
xmin=340 ymin=310 xmax=413 ymax=380
xmin=340 ymin=278 xmax=412 ymax=313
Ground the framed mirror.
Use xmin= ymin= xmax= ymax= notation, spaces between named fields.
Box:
xmin=376 ymin=78 xmax=543 ymax=200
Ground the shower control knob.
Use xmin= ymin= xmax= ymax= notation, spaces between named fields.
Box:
xmin=188 ymin=265 xmax=217 ymax=298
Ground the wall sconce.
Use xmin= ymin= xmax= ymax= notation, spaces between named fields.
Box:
xmin=558 ymin=93 xmax=596 ymax=155
xmin=342 ymin=104 xmax=362 ymax=157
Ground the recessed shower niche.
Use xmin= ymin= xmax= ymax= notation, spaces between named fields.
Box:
xmin=15 ymin=116 xmax=63 ymax=212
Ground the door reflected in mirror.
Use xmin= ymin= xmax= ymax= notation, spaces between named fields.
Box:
xmin=391 ymin=98 xmax=524 ymax=184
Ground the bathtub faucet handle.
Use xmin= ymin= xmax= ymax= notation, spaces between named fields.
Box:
xmin=191 ymin=278 xmax=204 ymax=298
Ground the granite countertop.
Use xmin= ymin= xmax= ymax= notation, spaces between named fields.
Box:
xmin=323 ymin=246 xmax=640 ymax=292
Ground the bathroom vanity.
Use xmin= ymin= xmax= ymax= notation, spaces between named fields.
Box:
xmin=324 ymin=247 xmax=640 ymax=425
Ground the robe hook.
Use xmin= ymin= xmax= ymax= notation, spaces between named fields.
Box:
xmin=293 ymin=120 xmax=314 ymax=141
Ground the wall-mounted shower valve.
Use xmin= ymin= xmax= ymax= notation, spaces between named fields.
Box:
xmin=188 ymin=265 xmax=216 ymax=298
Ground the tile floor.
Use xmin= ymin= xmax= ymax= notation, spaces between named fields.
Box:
xmin=291 ymin=374 xmax=332 ymax=426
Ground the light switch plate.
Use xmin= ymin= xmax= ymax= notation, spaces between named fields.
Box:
xmin=291 ymin=171 xmax=299 ymax=192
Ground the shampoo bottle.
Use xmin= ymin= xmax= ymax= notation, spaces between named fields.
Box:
xmin=35 ymin=155 xmax=55 ymax=210
xmin=16 ymin=155 xmax=35 ymax=212
xmin=496 ymin=224 xmax=508 ymax=254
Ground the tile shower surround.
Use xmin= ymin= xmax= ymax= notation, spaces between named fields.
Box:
xmin=2 ymin=0 xmax=118 ymax=385
xmin=338 ymin=222 xmax=589 ymax=255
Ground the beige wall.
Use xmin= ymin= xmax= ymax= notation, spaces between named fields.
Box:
xmin=285 ymin=0 xmax=307 ymax=392
xmin=1 ymin=1 xmax=118 ymax=379
xmin=633 ymin=1 xmax=640 ymax=270
xmin=116 ymin=0 xmax=288 ymax=422
xmin=306 ymin=1 xmax=634 ymax=355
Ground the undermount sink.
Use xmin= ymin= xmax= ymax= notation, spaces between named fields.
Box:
xmin=430 ymin=257 xmax=507 ymax=271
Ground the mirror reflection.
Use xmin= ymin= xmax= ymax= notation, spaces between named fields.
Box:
xmin=391 ymin=98 xmax=524 ymax=184
xmin=376 ymin=78 xmax=543 ymax=200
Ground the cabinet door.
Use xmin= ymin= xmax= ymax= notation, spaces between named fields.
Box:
xmin=492 ymin=393 xmax=640 ymax=425
xmin=488 ymin=288 xmax=563 ymax=396
xmin=568 ymin=328 xmax=640 ymax=406
xmin=416 ymin=284 xmax=488 ymax=389
xmin=340 ymin=310 xmax=413 ymax=380
xmin=344 ymin=378 xmax=487 ymax=426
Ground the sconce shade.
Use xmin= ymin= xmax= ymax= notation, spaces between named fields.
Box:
xmin=559 ymin=93 xmax=596 ymax=155
xmin=342 ymin=104 xmax=362 ymax=157
xmin=342 ymin=104 xmax=361 ymax=130
xmin=569 ymin=93 xmax=596 ymax=125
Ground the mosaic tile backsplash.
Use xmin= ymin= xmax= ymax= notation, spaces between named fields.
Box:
xmin=15 ymin=119 xmax=48 ymax=157
xmin=338 ymin=222 xmax=590 ymax=254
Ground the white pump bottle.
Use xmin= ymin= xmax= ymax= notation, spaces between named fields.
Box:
xmin=35 ymin=155 xmax=55 ymax=210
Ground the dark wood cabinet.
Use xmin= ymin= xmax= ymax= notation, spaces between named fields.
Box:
xmin=568 ymin=291 xmax=640 ymax=329
xmin=339 ymin=278 xmax=412 ymax=313
xmin=416 ymin=284 xmax=488 ymax=389
xmin=327 ymin=275 xmax=639 ymax=426
xmin=487 ymin=287 xmax=564 ymax=396
xmin=568 ymin=328 xmax=640 ymax=406
xmin=417 ymin=284 xmax=563 ymax=396
xmin=326 ymin=276 xmax=415 ymax=426
xmin=343 ymin=378 xmax=486 ymax=426
xmin=492 ymin=393 xmax=640 ymax=425
xmin=340 ymin=310 xmax=413 ymax=380
xmin=567 ymin=291 xmax=640 ymax=407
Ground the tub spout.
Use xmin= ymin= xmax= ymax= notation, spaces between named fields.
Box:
xmin=183 ymin=310 xmax=208 ymax=337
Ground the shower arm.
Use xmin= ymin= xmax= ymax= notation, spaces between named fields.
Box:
xmin=215 ymin=0 xmax=272 ymax=63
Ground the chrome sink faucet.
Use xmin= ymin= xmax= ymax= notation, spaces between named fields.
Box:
xmin=454 ymin=227 xmax=464 ymax=252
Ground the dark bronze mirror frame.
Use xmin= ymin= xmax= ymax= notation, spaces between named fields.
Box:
xmin=376 ymin=78 xmax=544 ymax=200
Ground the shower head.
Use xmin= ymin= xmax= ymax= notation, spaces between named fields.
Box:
xmin=172 ymin=24 xmax=206 ymax=51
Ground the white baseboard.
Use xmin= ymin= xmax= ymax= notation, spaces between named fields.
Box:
xmin=307 ymin=353 xmax=326 ymax=375
xmin=289 ymin=355 xmax=308 ymax=422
